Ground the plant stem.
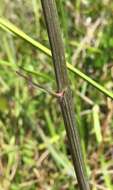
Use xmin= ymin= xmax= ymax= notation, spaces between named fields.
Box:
xmin=41 ymin=0 xmax=90 ymax=190
xmin=16 ymin=70 xmax=62 ymax=98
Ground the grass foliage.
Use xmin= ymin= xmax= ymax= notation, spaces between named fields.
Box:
xmin=0 ymin=0 xmax=113 ymax=189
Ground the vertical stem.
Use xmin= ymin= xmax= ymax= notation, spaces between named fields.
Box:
xmin=41 ymin=0 xmax=90 ymax=189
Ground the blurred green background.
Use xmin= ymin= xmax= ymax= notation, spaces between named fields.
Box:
xmin=0 ymin=0 xmax=113 ymax=189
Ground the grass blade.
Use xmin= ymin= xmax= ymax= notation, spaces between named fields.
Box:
xmin=92 ymin=104 xmax=102 ymax=144
xmin=0 ymin=18 xmax=113 ymax=99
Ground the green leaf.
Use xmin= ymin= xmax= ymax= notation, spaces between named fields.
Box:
xmin=92 ymin=104 xmax=102 ymax=144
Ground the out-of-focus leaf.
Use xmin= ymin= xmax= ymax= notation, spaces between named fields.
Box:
xmin=92 ymin=104 xmax=102 ymax=144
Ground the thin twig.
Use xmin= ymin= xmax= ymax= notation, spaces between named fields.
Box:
xmin=16 ymin=70 xmax=66 ymax=98
xmin=41 ymin=1 xmax=90 ymax=190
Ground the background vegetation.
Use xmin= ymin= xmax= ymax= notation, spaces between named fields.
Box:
xmin=0 ymin=0 xmax=113 ymax=189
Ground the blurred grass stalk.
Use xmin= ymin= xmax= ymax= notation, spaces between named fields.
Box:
xmin=41 ymin=0 xmax=90 ymax=189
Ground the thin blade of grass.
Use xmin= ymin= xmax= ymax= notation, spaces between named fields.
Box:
xmin=0 ymin=18 xmax=113 ymax=99
xmin=92 ymin=104 xmax=102 ymax=144
xmin=0 ymin=18 xmax=51 ymax=56
xmin=38 ymin=127 xmax=74 ymax=176
xmin=100 ymin=156 xmax=113 ymax=190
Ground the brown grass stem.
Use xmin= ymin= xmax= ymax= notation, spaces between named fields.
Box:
xmin=41 ymin=0 xmax=90 ymax=189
